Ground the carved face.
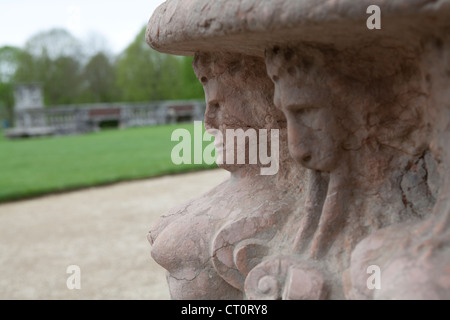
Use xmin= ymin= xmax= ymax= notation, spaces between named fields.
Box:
xmin=199 ymin=71 xmax=250 ymax=168
xmin=193 ymin=52 xmax=279 ymax=171
xmin=281 ymin=102 xmax=343 ymax=172
xmin=265 ymin=47 xmax=346 ymax=172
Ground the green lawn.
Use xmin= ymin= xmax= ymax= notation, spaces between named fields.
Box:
xmin=0 ymin=123 xmax=217 ymax=203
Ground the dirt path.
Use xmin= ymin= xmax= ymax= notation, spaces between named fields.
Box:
xmin=0 ymin=169 xmax=229 ymax=300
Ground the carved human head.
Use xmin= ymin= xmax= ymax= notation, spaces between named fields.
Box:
xmin=265 ymin=45 xmax=350 ymax=172
xmin=265 ymin=43 xmax=426 ymax=173
xmin=193 ymin=52 xmax=285 ymax=172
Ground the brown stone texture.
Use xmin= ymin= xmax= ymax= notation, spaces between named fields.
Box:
xmin=149 ymin=52 xmax=308 ymax=299
xmin=146 ymin=0 xmax=450 ymax=299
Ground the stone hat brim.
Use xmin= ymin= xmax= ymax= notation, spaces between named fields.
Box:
xmin=146 ymin=0 xmax=450 ymax=57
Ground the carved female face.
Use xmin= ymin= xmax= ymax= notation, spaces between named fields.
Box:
xmin=266 ymin=44 xmax=427 ymax=174
xmin=193 ymin=52 xmax=280 ymax=171
xmin=265 ymin=47 xmax=346 ymax=172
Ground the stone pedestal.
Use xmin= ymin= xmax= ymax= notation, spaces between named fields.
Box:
xmin=146 ymin=0 xmax=450 ymax=299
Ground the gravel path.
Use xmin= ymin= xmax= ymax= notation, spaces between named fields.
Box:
xmin=0 ymin=169 xmax=229 ymax=300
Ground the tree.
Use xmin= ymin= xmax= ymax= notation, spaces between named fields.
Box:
xmin=14 ymin=49 xmax=51 ymax=85
xmin=83 ymin=32 xmax=113 ymax=60
xmin=7 ymin=26 xmax=204 ymax=113
xmin=82 ymin=53 xmax=117 ymax=103
xmin=0 ymin=82 xmax=14 ymax=125
xmin=13 ymin=29 xmax=88 ymax=106
xmin=179 ymin=56 xmax=204 ymax=99
xmin=0 ymin=46 xmax=22 ymax=124
xmin=0 ymin=46 xmax=22 ymax=83
xmin=14 ymin=50 xmax=83 ymax=106
xmin=115 ymin=26 xmax=203 ymax=102
xmin=115 ymin=27 xmax=163 ymax=101
xmin=45 ymin=56 xmax=83 ymax=105
xmin=24 ymin=28 xmax=84 ymax=61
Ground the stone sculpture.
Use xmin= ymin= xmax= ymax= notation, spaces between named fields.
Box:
xmin=146 ymin=0 xmax=450 ymax=299
xmin=148 ymin=52 xmax=309 ymax=299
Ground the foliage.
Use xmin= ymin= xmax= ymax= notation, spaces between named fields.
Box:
xmin=23 ymin=28 xmax=84 ymax=61
xmin=0 ymin=46 xmax=21 ymax=82
xmin=115 ymin=27 xmax=204 ymax=102
xmin=0 ymin=26 xmax=204 ymax=121
xmin=179 ymin=56 xmax=205 ymax=99
xmin=0 ymin=81 xmax=14 ymax=125
xmin=83 ymin=53 xmax=117 ymax=102
xmin=0 ymin=46 xmax=21 ymax=123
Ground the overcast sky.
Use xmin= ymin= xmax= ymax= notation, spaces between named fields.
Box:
xmin=0 ymin=0 xmax=166 ymax=54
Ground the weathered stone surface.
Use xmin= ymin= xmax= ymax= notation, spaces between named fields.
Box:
xmin=146 ymin=0 xmax=450 ymax=299
xmin=148 ymin=52 xmax=309 ymax=299
xmin=244 ymin=256 xmax=327 ymax=300
xmin=147 ymin=0 xmax=450 ymax=57
xmin=347 ymin=38 xmax=450 ymax=300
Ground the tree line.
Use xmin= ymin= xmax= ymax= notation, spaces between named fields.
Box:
xmin=0 ymin=27 xmax=204 ymax=124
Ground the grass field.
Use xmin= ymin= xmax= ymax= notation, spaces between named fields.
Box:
xmin=0 ymin=123 xmax=217 ymax=203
